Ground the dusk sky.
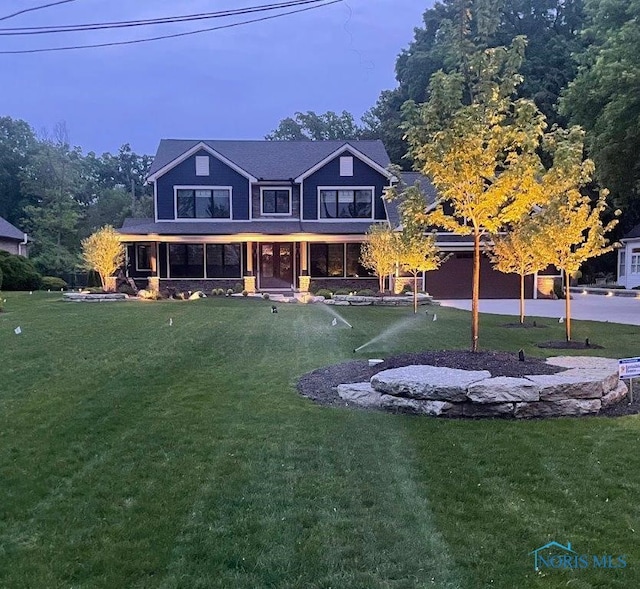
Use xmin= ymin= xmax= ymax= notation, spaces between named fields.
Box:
xmin=1 ymin=1 xmax=431 ymax=156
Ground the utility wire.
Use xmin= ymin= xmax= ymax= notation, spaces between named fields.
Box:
xmin=0 ymin=0 xmax=341 ymax=54
xmin=0 ymin=0 xmax=328 ymax=35
xmin=0 ymin=0 xmax=79 ymax=23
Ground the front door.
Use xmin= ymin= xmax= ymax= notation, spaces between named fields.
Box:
xmin=259 ymin=243 xmax=293 ymax=289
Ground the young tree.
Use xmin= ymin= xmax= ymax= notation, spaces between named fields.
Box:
xmin=360 ymin=224 xmax=399 ymax=293
xmin=533 ymin=127 xmax=618 ymax=341
xmin=403 ymin=37 xmax=548 ymax=351
xmin=490 ymin=218 xmax=548 ymax=324
xmin=397 ymin=231 xmax=443 ymax=313
xmin=81 ymin=225 xmax=125 ymax=291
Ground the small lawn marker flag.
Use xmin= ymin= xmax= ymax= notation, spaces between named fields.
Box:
xmin=14 ymin=326 xmax=22 ymax=335
xmin=559 ymin=317 xmax=564 ymax=323
xmin=169 ymin=318 xmax=173 ymax=327
xmin=331 ymin=318 xmax=337 ymax=326
xmin=432 ymin=314 xmax=437 ymax=322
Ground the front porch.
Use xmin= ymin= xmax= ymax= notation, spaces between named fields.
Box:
xmin=122 ymin=236 xmax=377 ymax=294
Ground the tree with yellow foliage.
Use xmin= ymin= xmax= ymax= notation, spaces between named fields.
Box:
xmin=532 ymin=127 xmax=618 ymax=341
xmin=403 ymin=37 xmax=548 ymax=351
xmin=360 ymin=224 xmax=399 ymax=293
xmin=490 ymin=218 xmax=548 ymax=324
xmin=81 ymin=225 xmax=125 ymax=291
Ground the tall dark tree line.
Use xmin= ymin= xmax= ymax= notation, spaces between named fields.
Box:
xmin=0 ymin=116 xmax=152 ymax=275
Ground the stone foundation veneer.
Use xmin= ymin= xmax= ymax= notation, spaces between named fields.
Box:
xmin=337 ymin=356 xmax=628 ymax=418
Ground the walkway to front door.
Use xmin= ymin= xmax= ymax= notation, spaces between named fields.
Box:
xmin=259 ymin=243 xmax=293 ymax=289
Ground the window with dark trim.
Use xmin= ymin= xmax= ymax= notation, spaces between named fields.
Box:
xmin=176 ymin=188 xmax=231 ymax=219
xmin=206 ymin=244 xmax=241 ymax=277
xmin=136 ymin=244 xmax=152 ymax=270
xmin=169 ymin=244 xmax=204 ymax=278
xmin=309 ymin=243 xmax=373 ymax=278
xmin=262 ymin=189 xmax=291 ymax=215
xmin=319 ymin=189 xmax=373 ymax=219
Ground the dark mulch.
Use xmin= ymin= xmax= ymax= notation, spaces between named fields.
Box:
xmin=537 ymin=340 xmax=604 ymax=350
xmin=600 ymin=389 xmax=640 ymax=417
xmin=298 ymin=350 xmax=564 ymax=407
xmin=501 ymin=322 xmax=547 ymax=328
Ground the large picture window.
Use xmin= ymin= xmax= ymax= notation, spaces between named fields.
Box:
xmin=310 ymin=243 xmax=372 ymax=278
xmin=176 ymin=188 xmax=231 ymax=219
xmin=206 ymin=244 xmax=241 ymax=277
xmin=319 ymin=188 xmax=373 ymax=219
xmin=261 ymin=189 xmax=291 ymax=215
xmin=169 ymin=244 xmax=204 ymax=278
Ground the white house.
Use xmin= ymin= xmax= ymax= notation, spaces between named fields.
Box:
xmin=617 ymin=223 xmax=640 ymax=289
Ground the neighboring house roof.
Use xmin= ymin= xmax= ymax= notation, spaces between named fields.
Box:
xmin=147 ymin=139 xmax=391 ymax=181
xmin=384 ymin=171 xmax=439 ymax=227
xmin=0 ymin=216 xmax=25 ymax=241
xmin=118 ymin=218 xmax=380 ymax=236
xmin=622 ymin=223 xmax=640 ymax=240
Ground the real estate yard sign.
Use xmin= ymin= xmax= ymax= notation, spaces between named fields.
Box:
xmin=618 ymin=357 xmax=640 ymax=378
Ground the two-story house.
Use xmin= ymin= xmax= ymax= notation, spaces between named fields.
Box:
xmin=0 ymin=216 xmax=28 ymax=256
xmin=117 ymin=139 xmax=534 ymax=298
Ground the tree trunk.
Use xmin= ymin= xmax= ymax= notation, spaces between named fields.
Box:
xmin=472 ymin=230 xmax=480 ymax=352
xmin=519 ymin=273 xmax=525 ymax=324
xmin=413 ymin=273 xmax=418 ymax=314
xmin=564 ymin=269 xmax=571 ymax=341
xmin=379 ymin=274 xmax=384 ymax=294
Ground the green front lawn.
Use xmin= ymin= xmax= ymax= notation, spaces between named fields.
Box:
xmin=1 ymin=293 xmax=639 ymax=588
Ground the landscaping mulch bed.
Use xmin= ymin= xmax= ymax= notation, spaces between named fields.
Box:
xmin=299 ymin=349 xmax=640 ymax=417
xmin=298 ymin=350 xmax=563 ymax=407
xmin=537 ymin=340 xmax=604 ymax=349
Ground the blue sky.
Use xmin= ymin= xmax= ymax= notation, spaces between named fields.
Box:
xmin=0 ymin=1 xmax=431 ymax=155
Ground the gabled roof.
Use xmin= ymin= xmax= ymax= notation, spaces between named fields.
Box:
xmin=622 ymin=223 xmax=640 ymax=240
xmin=384 ymin=171 xmax=438 ymax=228
xmin=0 ymin=216 xmax=25 ymax=241
xmin=147 ymin=139 xmax=391 ymax=182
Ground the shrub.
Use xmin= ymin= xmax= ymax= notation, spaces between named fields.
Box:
xmin=334 ymin=288 xmax=351 ymax=295
xmin=226 ymin=288 xmax=234 ymax=296
xmin=242 ymin=290 xmax=249 ymax=297
xmin=553 ymin=279 xmax=565 ymax=300
xmin=262 ymin=293 xmax=270 ymax=300
xmin=316 ymin=288 xmax=332 ymax=299
xmin=308 ymin=281 xmax=319 ymax=294
xmin=41 ymin=276 xmax=68 ymax=291
xmin=0 ymin=266 xmax=3 ymax=290
xmin=401 ymin=283 xmax=412 ymax=294
xmin=138 ymin=289 xmax=163 ymax=300
xmin=0 ymin=252 xmax=42 ymax=290
xmin=233 ymin=282 xmax=243 ymax=293
xmin=357 ymin=288 xmax=375 ymax=296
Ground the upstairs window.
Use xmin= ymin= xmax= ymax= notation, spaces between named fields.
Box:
xmin=340 ymin=156 xmax=354 ymax=176
xmin=261 ymin=188 xmax=291 ymax=215
xmin=319 ymin=188 xmax=373 ymax=219
xmin=195 ymin=156 xmax=210 ymax=176
xmin=176 ymin=188 xmax=231 ymax=219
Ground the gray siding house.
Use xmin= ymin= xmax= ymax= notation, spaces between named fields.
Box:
xmin=118 ymin=139 xmax=531 ymax=298
xmin=0 ymin=216 xmax=28 ymax=256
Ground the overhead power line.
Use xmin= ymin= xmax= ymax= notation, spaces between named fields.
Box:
xmin=0 ymin=0 xmax=329 ymax=35
xmin=0 ymin=0 xmax=79 ymax=23
xmin=0 ymin=0 xmax=341 ymax=54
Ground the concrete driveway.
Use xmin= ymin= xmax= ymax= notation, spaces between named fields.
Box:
xmin=439 ymin=293 xmax=640 ymax=326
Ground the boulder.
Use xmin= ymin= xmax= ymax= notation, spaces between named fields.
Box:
xmin=514 ymin=399 xmax=601 ymax=418
xmin=525 ymin=373 xmax=605 ymax=400
xmin=337 ymin=383 xmax=383 ymax=408
xmin=462 ymin=403 xmax=515 ymax=418
xmin=559 ymin=368 xmax=619 ymax=394
xmin=371 ymin=365 xmax=491 ymax=402
xmin=466 ymin=377 xmax=540 ymax=403
xmin=602 ymin=381 xmax=628 ymax=408
xmin=380 ymin=395 xmax=463 ymax=416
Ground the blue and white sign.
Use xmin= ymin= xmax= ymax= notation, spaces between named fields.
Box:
xmin=618 ymin=357 xmax=640 ymax=378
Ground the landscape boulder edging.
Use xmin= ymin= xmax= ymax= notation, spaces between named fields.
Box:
xmin=337 ymin=356 xmax=627 ymax=419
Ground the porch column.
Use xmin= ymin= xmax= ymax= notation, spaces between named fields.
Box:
xmin=150 ymin=242 xmax=157 ymax=273
xmin=298 ymin=241 xmax=310 ymax=293
xmin=244 ymin=241 xmax=256 ymax=293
